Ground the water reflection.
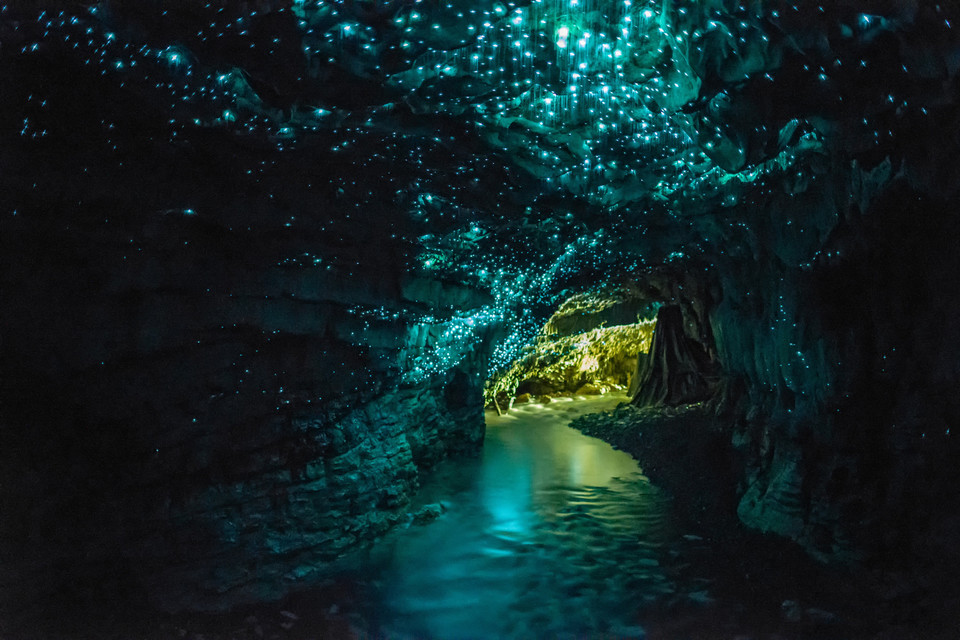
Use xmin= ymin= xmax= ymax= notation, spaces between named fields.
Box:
xmin=353 ymin=395 xmax=673 ymax=639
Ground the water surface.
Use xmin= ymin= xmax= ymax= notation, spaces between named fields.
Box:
xmin=351 ymin=395 xmax=674 ymax=638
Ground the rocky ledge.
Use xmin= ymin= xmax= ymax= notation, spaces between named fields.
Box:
xmin=571 ymin=403 xmax=960 ymax=640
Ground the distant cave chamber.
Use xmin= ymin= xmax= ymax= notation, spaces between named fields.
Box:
xmin=484 ymin=289 xmax=660 ymax=411
xmin=483 ymin=289 xmax=721 ymax=413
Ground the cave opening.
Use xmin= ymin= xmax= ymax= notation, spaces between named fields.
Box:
xmin=483 ymin=287 xmax=660 ymax=414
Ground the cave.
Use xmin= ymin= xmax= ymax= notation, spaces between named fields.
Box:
xmin=2 ymin=0 xmax=960 ymax=638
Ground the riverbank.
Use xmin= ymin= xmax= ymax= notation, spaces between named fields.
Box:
xmin=570 ymin=401 xmax=958 ymax=640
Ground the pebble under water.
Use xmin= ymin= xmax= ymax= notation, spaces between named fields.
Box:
xmin=345 ymin=395 xmax=676 ymax=639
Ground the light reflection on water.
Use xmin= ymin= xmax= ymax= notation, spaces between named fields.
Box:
xmin=353 ymin=395 xmax=674 ymax=639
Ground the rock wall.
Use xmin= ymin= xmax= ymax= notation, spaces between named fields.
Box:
xmin=632 ymin=304 xmax=715 ymax=408
xmin=0 ymin=211 xmax=496 ymax=614
xmin=698 ymin=168 xmax=960 ymax=563
xmin=134 ymin=381 xmax=484 ymax=612
xmin=610 ymin=2 xmax=960 ymax=563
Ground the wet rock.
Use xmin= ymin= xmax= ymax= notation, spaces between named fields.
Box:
xmin=411 ymin=503 xmax=445 ymax=523
xmin=488 ymin=293 xmax=656 ymax=408
xmin=518 ymin=379 xmax=558 ymax=397
xmin=737 ymin=447 xmax=806 ymax=540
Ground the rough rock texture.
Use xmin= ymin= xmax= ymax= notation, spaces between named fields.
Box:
xmin=0 ymin=210 xmax=496 ymax=615
xmin=485 ymin=291 xmax=656 ymax=409
xmin=632 ymin=305 xmax=715 ymax=407
xmin=542 ymin=291 xmax=659 ymax=337
xmin=572 ymin=404 xmax=960 ymax=640
xmin=623 ymin=168 xmax=960 ymax=564
xmin=701 ymin=175 xmax=960 ymax=563
xmin=132 ymin=382 xmax=484 ymax=612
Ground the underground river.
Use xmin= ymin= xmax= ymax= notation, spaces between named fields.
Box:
xmin=342 ymin=394 xmax=677 ymax=638
xmin=24 ymin=396 xmax=909 ymax=639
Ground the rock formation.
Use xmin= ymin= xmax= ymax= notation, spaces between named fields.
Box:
xmin=631 ymin=304 xmax=714 ymax=407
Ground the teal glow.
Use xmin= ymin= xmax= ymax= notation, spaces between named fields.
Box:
xmin=350 ymin=395 xmax=671 ymax=637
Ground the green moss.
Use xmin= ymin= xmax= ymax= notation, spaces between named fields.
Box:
xmin=486 ymin=313 xmax=655 ymax=410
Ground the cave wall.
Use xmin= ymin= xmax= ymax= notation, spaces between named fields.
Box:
xmin=609 ymin=2 xmax=960 ymax=561
xmin=696 ymin=164 xmax=960 ymax=562
xmin=631 ymin=159 xmax=960 ymax=563
xmin=0 ymin=209 xmax=496 ymax=614
xmin=632 ymin=304 xmax=714 ymax=408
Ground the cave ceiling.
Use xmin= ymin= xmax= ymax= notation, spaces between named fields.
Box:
xmin=3 ymin=0 xmax=958 ymax=373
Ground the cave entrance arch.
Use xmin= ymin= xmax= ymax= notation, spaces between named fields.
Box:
xmin=485 ymin=292 xmax=720 ymax=414
xmin=484 ymin=290 xmax=660 ymax=414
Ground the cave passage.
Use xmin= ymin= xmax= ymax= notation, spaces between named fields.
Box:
xmin=334 ymin=395 xmax=672 ymax=638
xmin=5 ymin=1 xmax=960 ymax=636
